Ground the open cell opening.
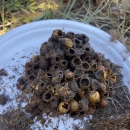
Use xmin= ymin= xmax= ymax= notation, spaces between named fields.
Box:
xmin=109 ymin=87 xmax=113 ymax=92
xmin=29 ymin=75 xmax=35 ymax=80
xmin=90 ymin=103 xmax=96 ymax=109
xmin=62 ymin=61 xmax=67 ymax=65
xmin=86 ymin=48 xmax=90 ymax=51
xmin=82 ymin=62 xmax=89 ymax=70
xmin=111 ymin=76 xmax=116 ymax=79
xmin=45 ymin=93 xmax=52 ymax=100
xmin=54 ymin=65 xmax=59 ymax=70
xmin=59 ymin=72 xmax=63 ymax=77
xmin=58 ymin=30 xmax=62 ymax=36
xmin=47 ymin=73 xmax=52 ymax=79
xmin=40 ymin=82 xmax=44 ymax=87
xmin=34 ymin=65 xmax=39 ymax=70
xmin=75 ymin=39 xmax=82 ymax=48
xmin=75 ymin=93 xmax=82 ymax=101
xmin=85 ymin=57 xmax=90 ymax=61
xmin=104 ymin=91 xmax=109 ymax=97
xmin=82 ymin=35 xmax=86 ymax=39
xmin=75 ymin=39 xmax=80 ymax=44
xmin=81 ymin=79 xmax=89 ymax=86
xmin=69 ymin=49 xmax=75 ymax=54
xmin=73 ymin=58 xmax=81 ymax=66
xmin=91 ymin=64 xmax=97 ymax=70
xmin=62 ymin=103 xmax=69 ymax=110
xmin=56 ymin=57 xmax=60 ymax=61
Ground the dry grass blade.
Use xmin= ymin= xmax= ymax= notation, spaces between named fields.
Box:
xmin=89 ymin=112 xmax=130 ymax=130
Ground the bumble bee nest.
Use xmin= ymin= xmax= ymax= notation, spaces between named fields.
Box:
xmin=17 ymin=30 xmax=120 ymax=117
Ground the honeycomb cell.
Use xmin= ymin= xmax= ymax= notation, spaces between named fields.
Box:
xmin=21 ymin=30 xmax=119 ymax=117
xmin=52 ymin=29 xmax=63 ymax=41
xmin=42 ymin=91 xmax=54 ymax=102
xmin=59 ymin=101 xmax=70 ymax=114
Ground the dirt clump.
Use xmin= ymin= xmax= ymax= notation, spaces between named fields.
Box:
xmin=0 ymin=109 xmax=31 ymax=130
xmin=0 ymin=69 xmax=8 ymax=76
xmin=0 ymin=94 xmax=8 ymax=106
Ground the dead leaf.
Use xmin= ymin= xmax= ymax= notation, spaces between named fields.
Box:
xmin=109 ymin=29 xmax=120 ymax=42
xmin=109 ymin=29 xmax=126 ymax=44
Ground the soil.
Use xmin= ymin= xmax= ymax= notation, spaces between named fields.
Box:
xmin=0 ymin=95 xmax=8 ymax=106
xmin=89 ymin=74 xmax=130 ymax=130
xmin=0 ymin=69 xmax=8 ymax=76
xmin=0 ymin=109 xmax=30 ymax=130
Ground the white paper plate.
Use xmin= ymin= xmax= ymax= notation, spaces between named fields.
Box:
xmin=0 ymin=19 xmax=130 ymax=129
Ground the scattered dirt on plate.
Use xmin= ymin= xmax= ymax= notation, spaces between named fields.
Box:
xmin=0 ymin=109 xmax=31 ymax=130
xmin=0 ymin=95 xmax=8 ymax=106
xmin=0 ymin=69 xmax=8 ymax=76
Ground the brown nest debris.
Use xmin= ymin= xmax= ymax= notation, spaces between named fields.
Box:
xmin=0 ymin=69 xmax=8 ymax=76
xmin=0 ymin=109 xmax=30 ymax=130
xmin=0 ymin=94 xmax=8 ymax=106
xmin=17 ymin=29 xmax=121 ymax=118
xmin=89 ymin=112 xmax=130 ymax=130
